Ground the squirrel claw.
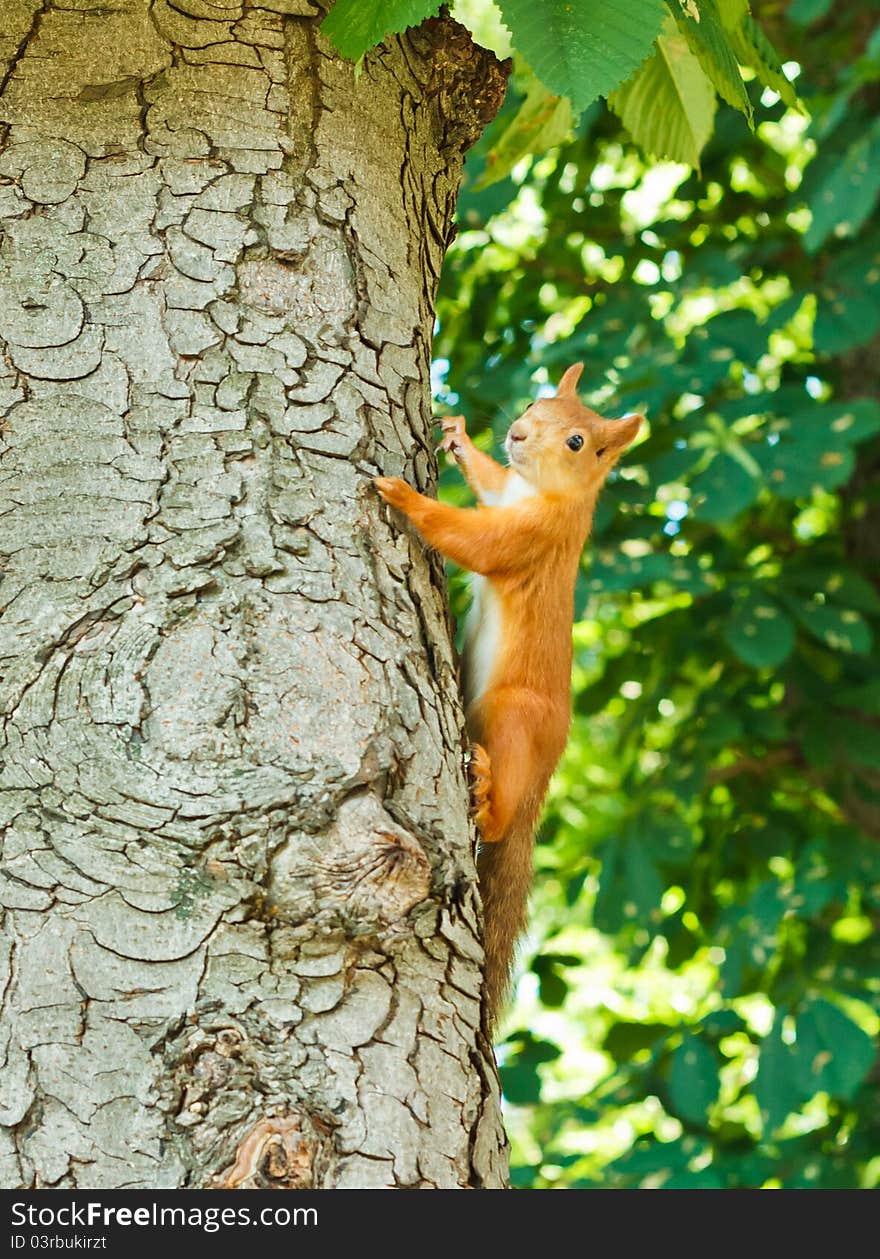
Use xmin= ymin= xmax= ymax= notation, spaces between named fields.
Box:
xmin=374 ymin=476 xmax=411 ymax=509
xmin=437 ymin=435 xmax=463 ymax=456
xmin=437 ymin=415 xmax=468 ymax=449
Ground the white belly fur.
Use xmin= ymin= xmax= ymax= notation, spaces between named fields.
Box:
xmin=462 ymin=470 xmax=536 ymax=709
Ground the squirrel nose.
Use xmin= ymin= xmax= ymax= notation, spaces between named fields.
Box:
xmin=508 ymin=423 xmax=527 ymax=443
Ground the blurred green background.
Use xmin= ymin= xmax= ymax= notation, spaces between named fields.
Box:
xmin=435 ymin=0 xmax=880 ymax=1189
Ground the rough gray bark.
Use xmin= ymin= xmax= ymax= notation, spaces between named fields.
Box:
xmin=0 ymin=0 xmax=509 ymax=1189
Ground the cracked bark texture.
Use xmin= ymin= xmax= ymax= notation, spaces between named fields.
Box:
xmin=0 ymin=0 xmax=510 ymax=1189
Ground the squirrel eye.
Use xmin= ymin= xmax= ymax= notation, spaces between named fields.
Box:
xmin=566 ymin=434 xmax=584 ymax=452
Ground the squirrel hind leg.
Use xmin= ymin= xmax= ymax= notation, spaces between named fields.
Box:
xmin=471 ymin=712 xmax=539 ymax=845
xmin=469 ymin=743 xmax=492 ymax=832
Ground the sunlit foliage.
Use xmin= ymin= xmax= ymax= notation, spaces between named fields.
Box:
xmin=435 ymin=2 xmax=880 ymax=1190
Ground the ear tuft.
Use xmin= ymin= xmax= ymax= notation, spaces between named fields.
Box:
xmin=556 ymin=362 xmax=584 ymax=398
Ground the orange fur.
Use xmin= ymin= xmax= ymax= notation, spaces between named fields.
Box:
xmin=376 ymin=362 xmax=642 ymax=1024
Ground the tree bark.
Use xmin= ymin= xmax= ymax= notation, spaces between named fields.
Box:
xmin=0 ymin=0 xmax=509 ymax=1189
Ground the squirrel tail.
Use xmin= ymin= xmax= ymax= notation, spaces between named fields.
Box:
xmin=477 ymin=814 xmax=537 ymax=1026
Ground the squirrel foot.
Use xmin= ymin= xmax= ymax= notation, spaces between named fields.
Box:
xmin=469 ymin=743 xmax=492 ymax=833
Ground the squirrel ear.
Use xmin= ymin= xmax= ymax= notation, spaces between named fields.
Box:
xmin=602 ymin=412 xmax=643 ymax=452
xmin=556 ymin=362 xmax=584 ymax=397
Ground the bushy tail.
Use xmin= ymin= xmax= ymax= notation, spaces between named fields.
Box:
xmin=477 ymin=816 xmax=537 ymax=1026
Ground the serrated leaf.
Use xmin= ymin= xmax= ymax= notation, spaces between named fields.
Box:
xmin=669 ymin=1036 xmax=719 ymax=1124
xmin=666 ymin=0 xmax=753 ymax=121
xmin=729 ymin=16 xmax=798 ymax=108
xmin=321 ymin=0 xmax=441 ymax=61
xmin=724 ymin=591 xmax=795 ymax=669
xmin=497 ymin=0 xmax=666 ymax=113
xmin=475 ymin=65 xmax=574 ymax=188
xmin=609 ymin=18 xmax=717 ymax=167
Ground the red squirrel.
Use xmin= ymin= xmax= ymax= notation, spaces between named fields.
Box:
xmin=375 ymin=363 xmax=642 ymax=1023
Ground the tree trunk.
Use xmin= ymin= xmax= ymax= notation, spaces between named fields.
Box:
xmin=0 ymin=0 xmax=509 ymax=1190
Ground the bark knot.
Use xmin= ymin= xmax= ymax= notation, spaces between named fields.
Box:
xmin=216 ymin=1114 xmax=328 ymax=1189
xmin=268 ymin=793 xmax=432 ymax=931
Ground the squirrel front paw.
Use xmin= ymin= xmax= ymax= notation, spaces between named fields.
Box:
xmin=374 ymin=476 xmax=413 ymax=510
xmin=436 ymin=415 xmax=471 ymax=460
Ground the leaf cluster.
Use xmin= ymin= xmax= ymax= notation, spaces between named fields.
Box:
xmin=435 ymin=1 xmax=880 ymax=1189
xmin=321 ymin=0 xmax=793 ymax=170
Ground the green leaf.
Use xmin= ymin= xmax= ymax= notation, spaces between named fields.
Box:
xmin=594 ymin=838 xmax=664 ymax=933
xmin=821 ymin=398 xmax=880 ymax=444
xmin=537 ymin=968 xmax=568 ymax=1007
xmin=788 ymin=0 xmax=834 ymax=25
xmin=513 ymin=1033 xmax=563 ymax=1064
xmin=813 ymin=234 xmax=880 ymax=355
xmin=755 ymin=1016 xmax=804 ymax=1133
xmin=781 ymin=564 xmax=880 ymax=615
xmin=500 ymin=1031 xmax=562 ymax=1102
xmin=782 ymin=595 xmax=873 ymax=656
xmin=729 ymin=16 xmax=798 ymax=108
xmin=715 ymin=0 xmax=750 ymax=30
xmin=585 ymin=549 xmax=713 ymax=594
xmin=753 ymin=405 xmax=865 ymax=497
xmin=475 ymin=64 xmax=574 ymax=189
xmin=700 ymin=1008 xmax=747 ymax=1037
xmin=794 ymin=1000 xmax=877 ymax=1099
xmin=724 ymin=591 xmax=795 ymax=669
xmin=668 ymin=1036 xmax=719 ymax=1124
xmin=604 ymin=1021 xmax=675 ymax=1059
xmin=836 ymin=721 xmax=880 ymax=770
xmin=814 ymin=292 xmax=880 ymax=357
xmin=804 ymin=116 xmax=880 ymax=254
xmin=320 ymin=0 xmax=441 ymax=61
xmin=626 ymin=812 xmax=697 ymax=865
xmin=690 ymin=451 xmax=761 ymax=522
xmin=499 ymin=1061 xmax=543 ymax=1104
xmin=836 ymin=678 xmax=880 ymax=715
xmin=497 ymin=0 xmax=666 ymax=113
xmin=609 ymin=18 xmax=717 ymax=167
xmin=648 ymin=443 xmax=704 ymax=485
xmin=533 ymin=954 xmax=577 ymax=1008
xmin=663 ymin=1167 xmax=725 ymax=1188
xmin=611 ymin=1137 xmax=693 ymax=1179
xmin=666 ymin=0 xmax=753 ymax=122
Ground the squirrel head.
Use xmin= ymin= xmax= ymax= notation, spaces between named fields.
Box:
xmin=504 ymin=363 xmax=643 ymax=498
